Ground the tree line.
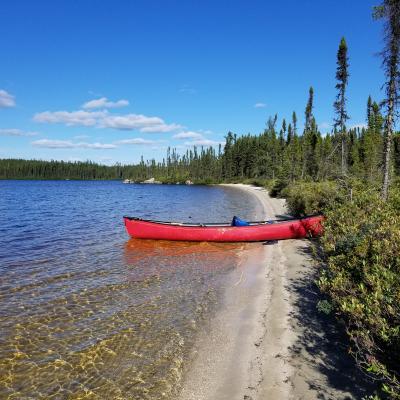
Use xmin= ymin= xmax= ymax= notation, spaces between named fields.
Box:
xmin=1 ymin=92 xmax=399 ymax=185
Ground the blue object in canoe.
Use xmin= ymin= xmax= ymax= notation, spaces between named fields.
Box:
xmin=231 ymin=216 xmax=250 ymax=226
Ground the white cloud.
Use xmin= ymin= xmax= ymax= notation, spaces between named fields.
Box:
xmin=82 ymin=97 xmax=129 ymax=109
xmin=140 ymin=123 xmax=182 ymax=133
xmin=173 ymin=130 xmax=223 ymax=147
xmin=0 ymin=128 xmax=38 ymax=136
xmin=85 ymin=142 xmax=117 ymax=149
xmin=32 ymin=139 xmax=117 ymax=149
xmin=0 ymin=90 xmax=16 ymax=108
xmin=254 ymin=102 xmax=266 ymax=108
xmin=116 ymin=138 xmax=159 ymax=145
xmin=173 ymin=131 xmax=204 ymax=140
xmin=31 ymin=139 xmax=75 ymax=148
xmin=101 ymin=114 xmax=182 ymax=132
xmin=34 ymin=109 xmax=182 ymax=133
xmin=184 ymin=139 xmax=224 ymax=147
xmin=34 ymin=110 xmax=108 ymax=126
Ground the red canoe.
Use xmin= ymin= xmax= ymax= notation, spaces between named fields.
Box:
xmin=123 ymin=215 xmax=324 ymax=242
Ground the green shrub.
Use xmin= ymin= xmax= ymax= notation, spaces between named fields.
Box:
xmin=269 ymin=179 xmax=289 ymax=197
xmin=194 ymin=177 xmax=219 ymax=185
xmin=319 ymin=188 xmax=400 ymax=397
xmin=281 ymin=181 xmax=344 ymax=216
xmin=278 ymin=180 xmax=400 ymax=395
xmin=242 ymin=178 xmax=273 ymax=188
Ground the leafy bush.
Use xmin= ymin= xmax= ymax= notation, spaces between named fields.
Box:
xmin=318 ymin=187 xmax=400 ymax=397
xmin=281 ymin=181 xmax=344 ymax=216
xmin=269 ymin=179 xmax=289 ymax=197
xmin=279 ymin=180 xmax=400 ymax=396
xmin=242 ymin=178 xmax=274 ymax=188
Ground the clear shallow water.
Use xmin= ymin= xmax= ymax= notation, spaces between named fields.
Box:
xmin=0 ymin=181 xmax=259 ymax=399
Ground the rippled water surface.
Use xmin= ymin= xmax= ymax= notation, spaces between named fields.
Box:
xmin=0 ymin=181 xmax=260 ymax=399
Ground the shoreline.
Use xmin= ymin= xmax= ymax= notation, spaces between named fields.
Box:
xmin=178 ymin=184 xmax=374 ymax=400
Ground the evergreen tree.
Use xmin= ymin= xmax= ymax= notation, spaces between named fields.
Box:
xmin=292 ymin=111 xmax=298 ymax=136
xmin=302 ymin=87 xmax=315 ymax=178
xmin=287 ymin=123 xmax=293 ymax=145
xmin=333 ymin=37 xmax=350 ymax=175
xmin=305 ymin=87 xmax=314 ymax=132
xmin=374 ymin=0 xmax=400 ymax=200
xmin=281 ymin=118 xmax=287 ymax=138
xmin=367 ymin=95 xmax=373 ymax=125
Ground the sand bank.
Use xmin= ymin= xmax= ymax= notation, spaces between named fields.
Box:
xmin=178 ymin=184 xmax=374 ymax=400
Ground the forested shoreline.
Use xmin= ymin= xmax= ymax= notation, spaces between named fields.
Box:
xmin=1 ymin=105 xmax=399 ymax=184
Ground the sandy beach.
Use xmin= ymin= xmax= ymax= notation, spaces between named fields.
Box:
xmin=178 ymin=184 xmax=374 ymax=400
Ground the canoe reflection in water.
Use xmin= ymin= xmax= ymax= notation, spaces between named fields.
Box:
xmin=118 ymin=238 xmax=256 ymax=398
xmin=124 ymin=238 xmax=247 ymax=283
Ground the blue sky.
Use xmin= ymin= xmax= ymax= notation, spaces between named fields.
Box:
xmin=0 ymin=0 xmax=386 ymax=164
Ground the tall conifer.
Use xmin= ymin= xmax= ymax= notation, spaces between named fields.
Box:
xmin=292 ymin=111 xmax=297 ymax=136
xmin=302 ymin=88 xmax=315 ymax=178
xmin=333 ymin=37 xmax=350 ymax=175
xmin=305 ymin=87 xmax=314 ymax=132
xmin=287 ymin=123 xmax=293 ymax=144
xmin=367 ymin=95 xmax=373 ymax=126
xmin=374 ymin=0 xmax=400 ymax=200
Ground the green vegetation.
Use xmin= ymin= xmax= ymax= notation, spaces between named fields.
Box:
xmin=280 ymin=181 xmax=343 ymax=216
xmin=273 ymin=179 xmax=400 ymax=398
xmin=321 ymin=186 xmax=400 ymax=398
xmin=0 ymin=159 xmax=124 ymax=180
xmin=0 ymin=146 xmax=224 ymax=182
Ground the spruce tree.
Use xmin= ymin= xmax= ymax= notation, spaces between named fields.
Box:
xmin=305 ymin=87 xmax=314 ymax=132
xmin=292 ymin=111 xmax=297 ymax=136
xmin=374 ymin=0 xmax=400 ymax=200
xmin=302 ymin=87 xmax=315 ymax=178
xmin=282 ymin=118 xmax=287 ymax=136
xmin=287 ymin=123 xmax=293 ymax=145
xmin=333 ymin=37 xmax=350 ymax=175
xmin=367 ymin=95 xmax=373 ymax=126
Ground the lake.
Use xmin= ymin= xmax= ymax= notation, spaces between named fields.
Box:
xmin=0 ymin=181 xmax=260 ymax=399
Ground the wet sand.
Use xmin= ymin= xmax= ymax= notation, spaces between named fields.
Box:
xmin=178 ymin=184 xmax=374 ymax=400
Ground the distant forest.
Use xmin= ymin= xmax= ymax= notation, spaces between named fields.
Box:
xmin=1 ymin=96 xmax=400 ymax=184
